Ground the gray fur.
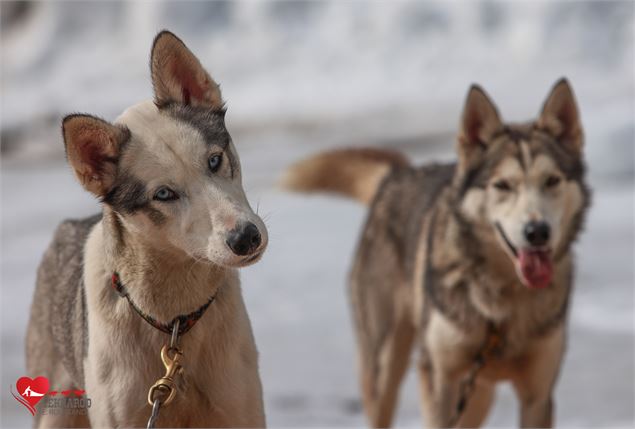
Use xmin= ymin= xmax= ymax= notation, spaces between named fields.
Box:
xmin=163 ymin=104 xmax=239 ymax=177
xmin=349 ymin=126 xmax=589 ymax=426
xmin=163 ymin=104 xmax=229 ymax=150
xmin=101 ymin=172 xmax=166 ymax=226
xmin=102 ymin=173 xmax=148 ymax=214
xmin=285 ymin=82 xmax=591 ymax=426
xmin=26 ymin=214 xmax=101 ymax=389
xmin=351 ymin=163 xmax=454 ymax=350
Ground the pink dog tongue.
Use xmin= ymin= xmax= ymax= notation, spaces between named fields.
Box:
xmin=519 ymin=250 xmax=553 ymax=289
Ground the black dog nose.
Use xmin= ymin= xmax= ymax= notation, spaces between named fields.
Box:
xmin=226 ymin=223 xmax=261 ymax=256
xmin=524 ymin=221 xmax=550 ymax=247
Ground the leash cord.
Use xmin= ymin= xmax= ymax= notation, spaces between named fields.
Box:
xmin=448 ymin=356 xmax=485 ymax=427
xmin=147 ymin=399 xmax=161 ymax=429
xmin=448 ymin=322 xmax=504 ymax=427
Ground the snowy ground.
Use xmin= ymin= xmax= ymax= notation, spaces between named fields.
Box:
xmin=1 ymin=2 xmax=634 ymax=427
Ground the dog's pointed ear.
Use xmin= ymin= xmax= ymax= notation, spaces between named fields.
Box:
xmin=150 ymin=30 xmax=223 ymax=109
xmin=458 ymin=84 xmax=503 ymax=150
xmin=537 ymin=78 xmax=583 ymax=153
xmin=62 ymin=114 xmax=129 ymax=197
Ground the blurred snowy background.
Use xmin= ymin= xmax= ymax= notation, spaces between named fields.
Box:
xmin=1 ymin=1 xmax=633 ymax=427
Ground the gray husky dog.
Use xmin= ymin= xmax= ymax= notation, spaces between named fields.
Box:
xmin=26 ymin=31 xmax=268 ymax=428
xmin=284 ymin=79 xmax=590 ymax=428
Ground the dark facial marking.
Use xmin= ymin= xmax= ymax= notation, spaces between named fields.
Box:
xmin=503 ymin=125 xmax=532 ymax=171
xmin=457 ymin=125 xmax=538 ymax=199
xmin=531 ymin=129 xmax=586 ymax=181
xmin=456 ymin=140 xmax=508 ymax=198
xmin=163 ymin=104 xmax=229 ymax=148
xmin=102 ymin=174 xmax=148 ymax=213
xmin=162 ymin=104 xmax=239 ymax=177
xmin=102 ymin=176 xmax=167 ymax=226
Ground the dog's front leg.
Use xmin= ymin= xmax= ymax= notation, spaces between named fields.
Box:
xmin=512 ymin=326 xmax=565 ymax=428
xmin=418 ymin=361 xmax=463 ymax=428
xmin=419 ymin=311 xmax=480 ymax=428
xmin=518 ymin=395 xmax=554 ymax=428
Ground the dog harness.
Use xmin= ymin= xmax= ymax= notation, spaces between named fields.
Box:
xmin=111 ymin=272 xmax=218 ymax=336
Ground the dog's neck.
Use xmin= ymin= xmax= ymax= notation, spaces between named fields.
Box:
xmin=100 ymin=208 xmax=230 ymax=323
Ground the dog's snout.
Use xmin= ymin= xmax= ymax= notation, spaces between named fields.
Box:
xmin=524 ymin=220 xmax=550 ymax=247
xmin=226 ymin=222 xmax=262 ymax=256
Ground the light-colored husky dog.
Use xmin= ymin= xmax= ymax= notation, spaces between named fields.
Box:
xmin=284 ymin=79 xmax=590 ymax=428
xmin=26 ymin=31 xmax=268 ymax=428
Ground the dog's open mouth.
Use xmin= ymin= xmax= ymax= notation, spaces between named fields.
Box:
xmin=495 ymin=222 xmax=553 ymax=289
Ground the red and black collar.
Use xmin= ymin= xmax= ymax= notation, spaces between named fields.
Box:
xmin=111 ymin=272 xmax=218 ymax=336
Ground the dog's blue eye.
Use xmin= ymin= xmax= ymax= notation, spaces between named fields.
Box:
xmin=208 ymin=154 xmax=222 ymax=173
xmin=153 ymin=187 xmax=178 ymax=201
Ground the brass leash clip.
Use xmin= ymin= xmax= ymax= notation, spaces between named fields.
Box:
xmin=147 ymin=345 xmax=184 ymax=407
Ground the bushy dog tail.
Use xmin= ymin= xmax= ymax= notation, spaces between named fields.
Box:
xmin=281 ymin=148 xmax=409 ymax=205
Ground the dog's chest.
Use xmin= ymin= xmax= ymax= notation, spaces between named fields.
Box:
xmin=471 ymin=284 xmax=562 ymax=342
xmin=92 ymin=329 xmax=233 ymax=427
xmin=425 ymin=267 xmax=571 ymax=368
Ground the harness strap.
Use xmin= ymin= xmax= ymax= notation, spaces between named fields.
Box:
xmin=451 ymin=321 xmax=505 ymax=426
xmin=111 ymin=272 xmax=218 ymax=336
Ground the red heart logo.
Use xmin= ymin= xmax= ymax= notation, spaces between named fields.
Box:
xmin=14 ymin=376 xmax=49 ymax=414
